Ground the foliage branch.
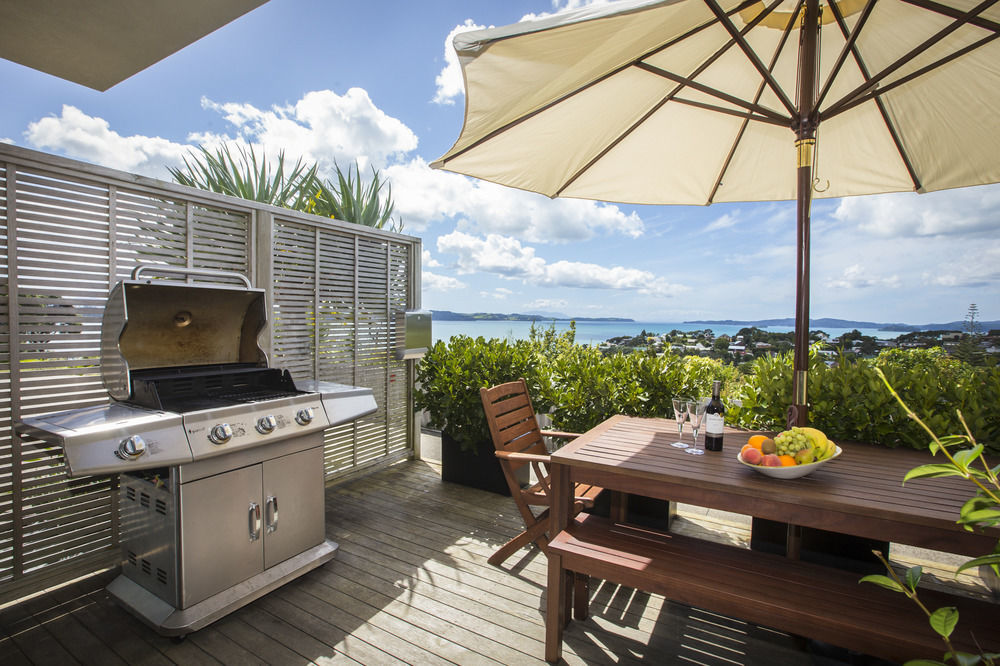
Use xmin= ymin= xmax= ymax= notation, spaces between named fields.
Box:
xmin=859 ymin=368 xmax=999 ymax=666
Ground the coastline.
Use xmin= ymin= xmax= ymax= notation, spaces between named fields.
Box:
xmin=430 ymin=319 xmax=912 ymax=345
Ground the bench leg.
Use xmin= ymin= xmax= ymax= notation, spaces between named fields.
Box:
xmin=573 ymin=573 xmax=589 ymax=620
xmin=546 ymin=554 xmax=568 ymax=662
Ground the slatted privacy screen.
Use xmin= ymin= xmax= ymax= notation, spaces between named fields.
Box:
xmin=271 ymin=218 xmax=413 ymax=478
xmin=1 ymin=144 xmax=419 ymax=601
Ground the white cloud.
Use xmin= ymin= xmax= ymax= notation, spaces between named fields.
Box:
xmin=824 ymin=264 xmax=901 ymax=290
xmin=833 ymin=185 xmax=1000 ymax=238
xmin=433 ymin=20 xmax=485 ymax=105
xmin=528 ymin=298 xmax=568 ymax=311
xmin=437 ymin=230 xmax=688 ymax=296
xmin=197 ymin=89 xmax=417 ymax=176
xmin=422 ymin=249 xmax=441 ymax=268
xmin=438 ymin=231 xmax=547 ymax=278
xmin=704 ymin=212 xmax=740 ymax=233
xmin=387 ymin=158 xmax=643 ymax=239
xmin=1 ymin=137 xmax=14 ymax=145
xmin=25 ymin=105 xmax=189 ymax=178
xmin=921 ymin=247 xmax=1000 ymax=288
xmin=480 ymin=288 xmax=513 ymax=300
xmin=20 ymin=90 xmax=420 ymax=184
xmin=423 ymin=271 xmax=465 ymax=291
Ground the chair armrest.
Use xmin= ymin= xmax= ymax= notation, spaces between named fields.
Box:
xmin=495 ymin=451 xmax=551 ymax=464
xmin=540 ymin=430 xmax=581 ymax=440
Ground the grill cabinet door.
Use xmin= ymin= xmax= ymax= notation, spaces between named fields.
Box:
xmin=178 ymin=464 xmax=265 ymax=608
xmin=262 ymin=446 xmax=325 ymax=568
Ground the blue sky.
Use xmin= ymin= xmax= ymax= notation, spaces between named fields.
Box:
xmin=2 ymin=0 xmax=997 ymax=325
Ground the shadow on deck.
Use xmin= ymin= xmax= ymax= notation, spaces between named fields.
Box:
xmin=0 ymin=458 xmax=988 ymax=665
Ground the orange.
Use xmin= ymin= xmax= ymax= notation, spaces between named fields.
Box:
xmin=778 ymin=455 xmax=797 ymax=467
xmin=747 ymin=435 xmax=767 ymax=451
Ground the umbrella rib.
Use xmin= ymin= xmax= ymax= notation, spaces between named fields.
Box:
xmin=703 ymin=0 xmax=799 ymax=118
xmin=900 ymin=0 xmax=1000 ymax=33
xmin=553 ymin=0 xmax=791 ymax=198
xmin=634 ymin=62 xmax=789 ymax=124
xmin=668 ymin=97 xmax=790 ymax=125
xmin=435 ymin=0 xmax=761 ymax=169
xmin=823 ymin=0 xmax=1000 ymax=118
xmin=822 ymin=0 xmax=922 ymax=191
xmin=824 ymin=31 xmax=1000 ymax=119
xmin=813 ymin=0 xmax=879 ymax=112
xmin=708 ymin=0 xmax=800 ymax=204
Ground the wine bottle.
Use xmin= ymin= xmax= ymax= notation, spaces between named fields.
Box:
xmin=704 ymin=380 xmax=725 ymax=452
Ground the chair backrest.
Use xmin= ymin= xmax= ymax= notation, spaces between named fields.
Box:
xmin=480 ymin=379 xmax=548 ymax=471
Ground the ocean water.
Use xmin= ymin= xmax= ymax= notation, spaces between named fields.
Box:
xmin=431 ymin=319 xmax=911 ymax=345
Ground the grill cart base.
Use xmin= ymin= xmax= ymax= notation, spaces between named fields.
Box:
xmin=107 ymin=539 xmax=338 ymax=637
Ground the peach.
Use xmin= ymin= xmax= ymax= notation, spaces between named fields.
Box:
xmin=761 ymin=454 xmax=782 ymax=467
xmin=741 ymin=447 xmax=763 ymax=465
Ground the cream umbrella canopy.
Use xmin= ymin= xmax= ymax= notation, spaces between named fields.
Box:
xmin=432 ymin=0 xmax=1000 ymax=425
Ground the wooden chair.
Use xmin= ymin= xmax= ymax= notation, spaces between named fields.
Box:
xmin=480 ymin=379 xmax=603 ymax=567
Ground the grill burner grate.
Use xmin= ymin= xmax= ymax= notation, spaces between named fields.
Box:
xmin=215 ymin=388 xmax=301 ymax=403
xmin=129 ymin=364 xmax=304 ymax=413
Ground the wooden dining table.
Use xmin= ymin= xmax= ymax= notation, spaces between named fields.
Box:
xmin=544 ymin=415 xmax=1000 ymax=662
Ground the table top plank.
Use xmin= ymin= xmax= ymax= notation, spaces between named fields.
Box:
xmin=553 ymin=415 xmax=997 ymax=556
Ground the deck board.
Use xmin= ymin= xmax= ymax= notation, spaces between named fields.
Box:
xmin=2 ymin=458 xmax=987 ymax=665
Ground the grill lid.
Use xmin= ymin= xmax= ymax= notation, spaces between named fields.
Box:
xmin=102 ymin=266 xmax=268 ymax=401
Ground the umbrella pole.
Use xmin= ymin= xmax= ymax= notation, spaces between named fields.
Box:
xmin=792 ymin=0 xmax=821 ymax=428
xmin=793 ymin=138 xmax=813 ymax=427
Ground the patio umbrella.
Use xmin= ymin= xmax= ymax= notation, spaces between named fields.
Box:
xmin=431 ymin=0 xmax=1000 ymax=425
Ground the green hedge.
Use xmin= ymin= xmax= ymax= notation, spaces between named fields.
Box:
xmin=726 ymin=346 xmax=1000 ymax=453
xmin=415 ymin=332 xmax=1000 ymax=454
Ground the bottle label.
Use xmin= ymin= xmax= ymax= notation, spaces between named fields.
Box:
xmin=705 ymin=413 xmax=724 ymax=435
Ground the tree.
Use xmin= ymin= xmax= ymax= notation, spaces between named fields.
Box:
xmin=955 ymin=303 xmax=985 ymax=365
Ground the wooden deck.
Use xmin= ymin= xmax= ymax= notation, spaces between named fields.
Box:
xmin=0 ymin=459 xmax=992 ymax=665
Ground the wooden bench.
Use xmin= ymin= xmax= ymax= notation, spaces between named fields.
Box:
xmin=549 ymin=513 xmax=1000 ymax=664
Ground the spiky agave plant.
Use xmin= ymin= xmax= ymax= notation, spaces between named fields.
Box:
xmin=306 ymin=160 xmax=402 ymax=232
xmin=169 ymin=144 xmax=320 ymax=210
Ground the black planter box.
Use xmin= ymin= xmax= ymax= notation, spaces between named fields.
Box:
xmin=440 ymin=431 xmax=528 ymax=496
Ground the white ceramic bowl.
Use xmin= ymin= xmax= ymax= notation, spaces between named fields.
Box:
xmin=737 ymin=445 xmax=842 ymax=479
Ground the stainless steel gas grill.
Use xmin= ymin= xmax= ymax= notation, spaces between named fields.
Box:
xmin=17 ymin=266 xmax=377 ymax=636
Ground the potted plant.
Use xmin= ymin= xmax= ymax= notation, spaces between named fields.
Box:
xmin=414 ymin=335 xmax=549 ymax=495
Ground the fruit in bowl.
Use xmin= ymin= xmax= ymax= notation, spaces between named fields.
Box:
xmin=738 ymin=427 xmax=841 ymax=479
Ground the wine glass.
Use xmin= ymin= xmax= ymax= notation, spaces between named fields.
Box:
xmin=670 ymin=398 xmax=690 ymax=448
xmin=685 ymin=399 xmax=708 ymax=456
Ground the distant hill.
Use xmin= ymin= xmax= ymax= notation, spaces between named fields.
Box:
xmin=430 ymin=310 xmax=633 ymax=323
xmin=685 ymin=317 xmax=1000 ymax=332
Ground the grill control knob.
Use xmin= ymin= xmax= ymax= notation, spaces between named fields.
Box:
xmin=295 ymin=407 xmax=315 ymax=426
xmin=256 ymin=415 xmax=278 ymax=434
xmin=116 ymin=435 xmax=147 ymax=460
xmin=209 ymin=423 xmax=234 ymax=445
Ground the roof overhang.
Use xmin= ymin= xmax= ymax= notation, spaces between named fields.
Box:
xmin=0 ymin=0 xmax=270 ymax=91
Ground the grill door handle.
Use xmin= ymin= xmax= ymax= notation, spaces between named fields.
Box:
xmin=249 ymin=502 xmax=262 ymax=542
xmin=265 ymin=495 xmax=278 ymax=533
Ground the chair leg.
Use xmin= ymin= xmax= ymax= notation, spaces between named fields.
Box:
xmin=573 ymin=573 xmax=589 ymax=620
xmin=488 ymin=518 xmax=550 ymax=566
